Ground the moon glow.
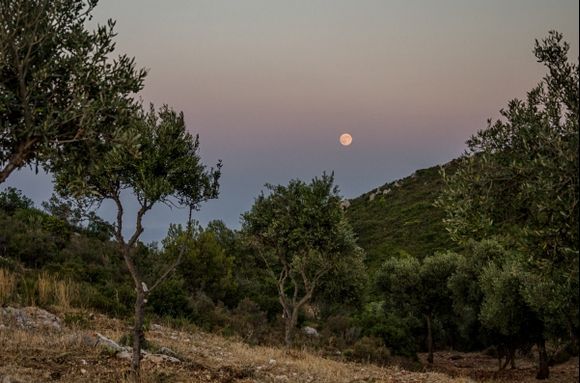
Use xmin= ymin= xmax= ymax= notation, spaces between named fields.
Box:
xmin=339 ymin=133 xmax=353 ymax=146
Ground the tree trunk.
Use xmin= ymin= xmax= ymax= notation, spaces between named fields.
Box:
xmin=536 ymin=338 xmax=550 ymax=380
xmin=284 ymin=310 xmax=298 ymax=347
xmin=426 ymin=313 xmax=433 ymax=364
xmin=131 ymin=285 xmax=145 ymax=380
xmin=509 ymin=347 xmax=516 ymax=369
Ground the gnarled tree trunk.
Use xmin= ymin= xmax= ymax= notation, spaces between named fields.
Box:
xmin=132 ymin=285 xmax=145 ymax=376
xmin=426 ymin=312 xmax=434 ymax=364
xmin=536 ymin=338 xmax=550 ymax=380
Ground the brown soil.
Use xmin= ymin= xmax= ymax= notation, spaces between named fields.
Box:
xmin=418 ymin=351 xmax=579 ymax=383
xmin=1 ymin=307 xmax=577 ymax=383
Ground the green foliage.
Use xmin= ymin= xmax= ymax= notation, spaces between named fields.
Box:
xmin=439 ymin=31 xmax=579 ymax=344
xmin=447 ymin=239 xmax=506 ymax=347
xmin=0 ymin=0 xmax=146 ymax=183
xmin=346 ymin=164 xmax=459 ymax=276
xmin=242 ymin=173 xmax=365 ymax=344
xmin=375 ymin=251 xmax=458 ymax=358
xmin=479 ymin=255 xmax=542 ymax=342
xmin=0 ymin=187 xmax=34 ymax=213
xmin=147 ymin=278 xmax=193 ymax=319
xmin=357 ymin=302 xmax=420 ymax=357
xmin=438 ymin=32 xmax=578 ymax=377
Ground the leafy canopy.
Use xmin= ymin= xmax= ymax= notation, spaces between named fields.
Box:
xmin=0 ymin=0 xmax=146 ymax=182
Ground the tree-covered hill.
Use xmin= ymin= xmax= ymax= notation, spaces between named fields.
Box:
xmin=345 ymin=160 xmax=460 ymax=273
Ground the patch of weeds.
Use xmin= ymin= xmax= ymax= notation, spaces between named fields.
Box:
xmin=63 ymin=311 xmax=91 ymax=329
xmin=118 ymin=332 xmax=159 ymax=353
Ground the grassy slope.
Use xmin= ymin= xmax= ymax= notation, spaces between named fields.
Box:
xmin=0 ymin=306 xmax=476 ymax=383
xmin=345 ymin=161 xmax=460 ymax=274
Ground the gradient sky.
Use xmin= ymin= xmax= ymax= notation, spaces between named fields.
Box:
xmin=5 ymin=0 xmax=579 ymax=243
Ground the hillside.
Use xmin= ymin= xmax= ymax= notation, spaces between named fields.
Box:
xmin=0 ymin=306 xmax=476 ymax=383
xmin=2 ymin=306 xmax=578 ymax=383
xmin=345 ymin=161 xmax=459 ymax=273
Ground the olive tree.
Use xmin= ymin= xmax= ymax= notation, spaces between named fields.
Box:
xmin=437 ymin=31 xmax=578 ymax=379
xmin=0 ymin=0 xmax=146 ymax=183
xmin=53 ymin=104 xmax=221 ymax=376
xmin=376 ymin=251 xmax=458 ymax=363
xmin=242 ymin=173 xmax=363 ymax=346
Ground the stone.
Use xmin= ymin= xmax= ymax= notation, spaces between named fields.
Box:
xmin=302 ymin=326 xmax=319 ymax=337
xmin=1 ymin=375 xmax=25 ymax=383
xmin=157 ymin=346 xmax=179 ymax=358
xmin=0 ymin=306 xmax=61 ymax=331
xmin=145 ymin=353 xmax=181 ymax=364
xmin=116 ymin=350 xmax=132 ymax=360
xmin=94 ymin=332 xmax=124 ymax=352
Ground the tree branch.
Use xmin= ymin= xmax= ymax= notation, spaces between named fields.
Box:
xmin=148 ymin=241 xmax=186 ymax=294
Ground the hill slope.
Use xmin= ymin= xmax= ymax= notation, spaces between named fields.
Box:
xmin=345 ymin=161 xmax=459 ymax=274
xmin=0 ymin=305 xmax=475 ymax=383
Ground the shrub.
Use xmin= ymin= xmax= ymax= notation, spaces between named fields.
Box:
xmin=345 ymin=336 xmax=391 ymax=365
xmin=148 ymin=278 xmax=193 ymax=318
xmin=229 ymin=298 xmax=268 ymax=344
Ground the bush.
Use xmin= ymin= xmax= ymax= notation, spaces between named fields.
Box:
xmin=321 ymin=314 xmax=359 ymax=350
xmin=229 ymin=298 xmax=268 ymax=344
xmin=345 ymin=336 xmax=391 ymax=365
xmin=148 ymin=278 xmax=193 ymax=318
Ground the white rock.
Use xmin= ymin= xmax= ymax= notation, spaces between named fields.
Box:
xmin=145 ymin=354 xmax=181 ymax=364
xmin=302 ymin=326 xmax=319 ymax=337
xmin=157 ymin=346 xmax=179 ymax=358
xmin=94 ymin=332 xmax=124 ymax=352
xmin=116 ymin=351 xmax=132 ymax=360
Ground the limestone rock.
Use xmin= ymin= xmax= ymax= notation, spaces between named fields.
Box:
xmin=144 ymin=353 xmax=181 ymax=364
xmin=302 ymin=326 xmax=319 ymax=337
xmin=0 ymin=306 xmax=61 ymax=331
xmin=94 ymin=332 xmax=124 ymax=353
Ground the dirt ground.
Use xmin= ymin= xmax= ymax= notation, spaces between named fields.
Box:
xmin=0 ymin=307 xmax=577 ymax=383
xmin=418 ymin=351 xmax=579 ymax=383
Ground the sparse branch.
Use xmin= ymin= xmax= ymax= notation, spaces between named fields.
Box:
xmin=148 ymin=242 xmax=185 ymax=294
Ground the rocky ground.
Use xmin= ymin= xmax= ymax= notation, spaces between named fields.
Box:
xmin=0 ymin=306 xmax=577 ymax=383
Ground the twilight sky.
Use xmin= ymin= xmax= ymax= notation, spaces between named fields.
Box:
xmin=5 ymin=0 xmax=579 ymax=243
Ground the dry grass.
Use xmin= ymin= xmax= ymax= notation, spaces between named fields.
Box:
xmin=0 ymin=268 xmax=17 ymax=304
xmin=0 ymin=268 xmax=80 ymax=308
xmin=37 ymin=272 xmax=79 ymax=309
xmin=0 ymin=308 xmax=479 ymax=383
xmin=1 ymin=308 xmax=578 ymax=383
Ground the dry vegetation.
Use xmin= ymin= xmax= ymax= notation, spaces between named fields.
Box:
xmin=0 ymin=306 xmax=470 ymax=383
xmin=0 ymin=306 xmax=578 ymax=383
xmin=0 ymin=270 xmax=578 ymax=382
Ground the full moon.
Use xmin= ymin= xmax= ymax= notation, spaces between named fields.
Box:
xmin=339 ymin=133 xmax=353 ymax=146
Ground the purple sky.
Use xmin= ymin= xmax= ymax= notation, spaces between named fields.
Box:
xmin=5 ymin=0 xmax=579 ymax=243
